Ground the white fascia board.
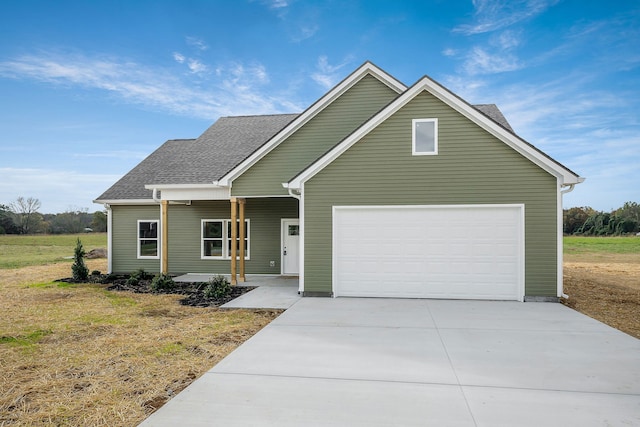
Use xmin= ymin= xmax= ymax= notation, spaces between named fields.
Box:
xmin=288 ymin=76 xmax=582 ymax=189
xmin=93 ymin=199 xmax=156 ymax=205
xmin=144 ymin=184 xmax=230 ymax=201
xmin=216 ymin=62 xmax=407 ymax=187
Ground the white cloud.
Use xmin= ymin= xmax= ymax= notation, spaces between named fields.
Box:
xmin=0 ymin=53 xmax=297 ymax=120
xmin=442 ymin=48 xmax=457 ymax=57
xmin=311 ymin=55 xmax=352 ymax=89
xmin=463 ymin=46 xmax=522 ymax=75
xmin=173 ymin=52 xmax=185 ymax=63
xmin=454 ymin=0 xmax=558 ymax=35
xmin=187 ymin=59 xmax=208 ymax=74
xmin=269 ymin=0 xmax=289 ymax=8
xmin=185 ymin=36 xmax=208 ymax=51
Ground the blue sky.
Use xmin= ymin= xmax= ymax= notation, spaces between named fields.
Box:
xmin=0 ymin=0 xmax=638 ymax=213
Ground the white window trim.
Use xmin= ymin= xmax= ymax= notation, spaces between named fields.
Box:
xmin=137 ymin=219 xmax=160 ymax=259
xmin=412 ymin=118 xmax=438 ymax=155
xmin=201 ymin=219 xmax=250 ymax=260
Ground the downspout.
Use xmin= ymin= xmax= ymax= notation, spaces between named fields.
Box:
xmin=151 ymin=188 xmax=161 ymax=203
xmin=558 ymin=183 xmax=576 ymax=299
xmin=104 ymin=204 xmax=113 ymax=274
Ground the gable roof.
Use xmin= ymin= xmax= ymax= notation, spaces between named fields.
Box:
xmin=286 ymin=75 xmax=583 ymax=190
xmin=95 ymin=114 xmax=298 ymax=202
xmin=215 ymin=61 xmax=407 ymax=187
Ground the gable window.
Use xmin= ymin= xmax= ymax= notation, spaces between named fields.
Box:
xmin=138 ymin=220 xmax=159 ymax=259
xmin=412 ymin=118 xmax=438 ymax=155
xmin=202 ymin=219 xmax=250 ymax=259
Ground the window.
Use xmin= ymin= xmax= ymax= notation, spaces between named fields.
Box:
xmin=202 ymin=219 xmax=250 ymax=259
xmin=138 ymin=220 xmax=159 ymax=259
xmin=412 ymin=118 xmax=438 ymax=155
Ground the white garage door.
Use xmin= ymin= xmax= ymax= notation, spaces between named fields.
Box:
xmin=333 ymin=205 xmax=523 ymax=301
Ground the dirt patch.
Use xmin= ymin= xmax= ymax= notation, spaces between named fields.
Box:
xmin=562 ymin=262 xmax=640 ymax=339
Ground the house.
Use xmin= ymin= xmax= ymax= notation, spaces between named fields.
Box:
xmin=94 ymin=61 xmax=584 ymax=302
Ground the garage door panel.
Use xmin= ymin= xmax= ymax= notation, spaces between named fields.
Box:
xmin=333 ymin=205 xmax=523 ymax=301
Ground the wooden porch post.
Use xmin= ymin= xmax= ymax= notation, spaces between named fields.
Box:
xmin=161 ymin=200 xmax=169 ymax=274
xmin=230 ymin=197 xmax=237 ymax=285
xmin=238 ymin=198 xmax=246 ymax=282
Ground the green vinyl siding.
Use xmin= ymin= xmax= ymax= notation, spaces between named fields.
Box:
xmin=111 ymin=205 xmax=160 ymax=273
xmin=304 ymin=91 xmax=558 ymax=297
xmin=111 ymin=198 xmax=298 ymax=274
xmin=167 ymin=199 xmax=297 ymax=274
xmin=231 ymin=74 xmax=399 ymax=196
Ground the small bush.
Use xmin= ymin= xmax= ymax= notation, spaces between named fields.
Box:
xmin=131 ymin=268 xmax=153 ymax=281
xmin=150 ymin=274 xmax=176 ymax=293
xmin=91 ymin=270 xmax=101 ymax=276
xmin=204 ymin=275 xmax=232 ymax=299
xmin=71 ymin=238 xmax=89 ymax=281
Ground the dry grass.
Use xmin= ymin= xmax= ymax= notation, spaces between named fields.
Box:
xmin=0 ymin=260 xmax=281 ymax=426
xmin=563 ymin=251 xmax=640 ymax=339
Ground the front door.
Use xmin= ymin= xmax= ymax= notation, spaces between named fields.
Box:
xmin=282 ymin=219 xmax=299 ymax=275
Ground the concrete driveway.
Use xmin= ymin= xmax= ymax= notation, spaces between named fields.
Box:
xmin=140 ymin=298 xmax=640 ymax=426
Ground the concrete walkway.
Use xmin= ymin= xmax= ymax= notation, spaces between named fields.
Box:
xmin=140 ymin=298 xmax=640 ymax=426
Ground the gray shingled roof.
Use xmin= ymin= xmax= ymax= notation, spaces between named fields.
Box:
xmin=473 ymin=104 xmax=514 ymax=133
xmin=96 ymin=105 xmax=515 ymax=202
xmin=95 ymin=114 xmax=298 ymax=201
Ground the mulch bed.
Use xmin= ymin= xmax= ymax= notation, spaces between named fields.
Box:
xmin=57 ymin=274 xmax=255 ymax=308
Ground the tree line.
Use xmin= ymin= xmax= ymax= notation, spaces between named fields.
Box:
xmin=0 ymin=197 xmax=107 ymax=235
xmin=564 ymin=201 xmax=639 ymax=236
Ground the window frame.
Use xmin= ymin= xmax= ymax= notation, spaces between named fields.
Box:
xmin=412 ymin=118 xmax=438 ymax=156
xmin=137 ymin=220 xmax=160 ymax=259
xmin=201 ymin=219 xmax=250 ymax=260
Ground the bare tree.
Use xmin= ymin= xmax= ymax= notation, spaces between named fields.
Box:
xmin=10 ymin=196 xmax=42 ymax=234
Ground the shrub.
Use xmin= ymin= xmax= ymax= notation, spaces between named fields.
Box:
xmin=204 ymin=275 xmax=232 ymax=299
xmin=150 ymin=274 xmax=176 ymax=293
xmin=126 ymin=268 xmax=152 ymax=286
xmin=91 ymin=270 xmax=101 ymax=276
xmin=71 ymin=238 xmax=89 ymax=281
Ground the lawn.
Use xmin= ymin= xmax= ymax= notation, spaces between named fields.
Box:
xmin=0 ymin=235 xmax=281 ymax=426
xmin=564 ymin=235 xmax=640 ymax=263
xmin=0 ymin=233 xmax=107 ymax=269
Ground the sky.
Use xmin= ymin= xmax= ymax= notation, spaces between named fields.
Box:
xmin=0 ymin=0 xmax=638 ymax=213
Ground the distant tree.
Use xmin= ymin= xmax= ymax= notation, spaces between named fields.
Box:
xmin=615 ymin=202 xmax=640 ymax=225
xmin=564 ymin=201 xmax=639 ymax=236
xmin=49 ymin=208 xmax=89 ymax=234
xmin=91 ymin=210 xmax=108 ymax=232
xmin=563 ymin=206 xmax=593 ymax=235
xmin=9 ymin=197 xmax=42 ymax=234
xmin=578 ymin=211 xmax=610 ymax=235
xmin=0 ymin=204 xmax=19 ymax=234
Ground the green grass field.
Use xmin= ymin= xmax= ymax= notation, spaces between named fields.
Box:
xmin=0 ymin=233 xmax=107 ymax=269
xmin=564 ymin=235 xmax=640 ymax=256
